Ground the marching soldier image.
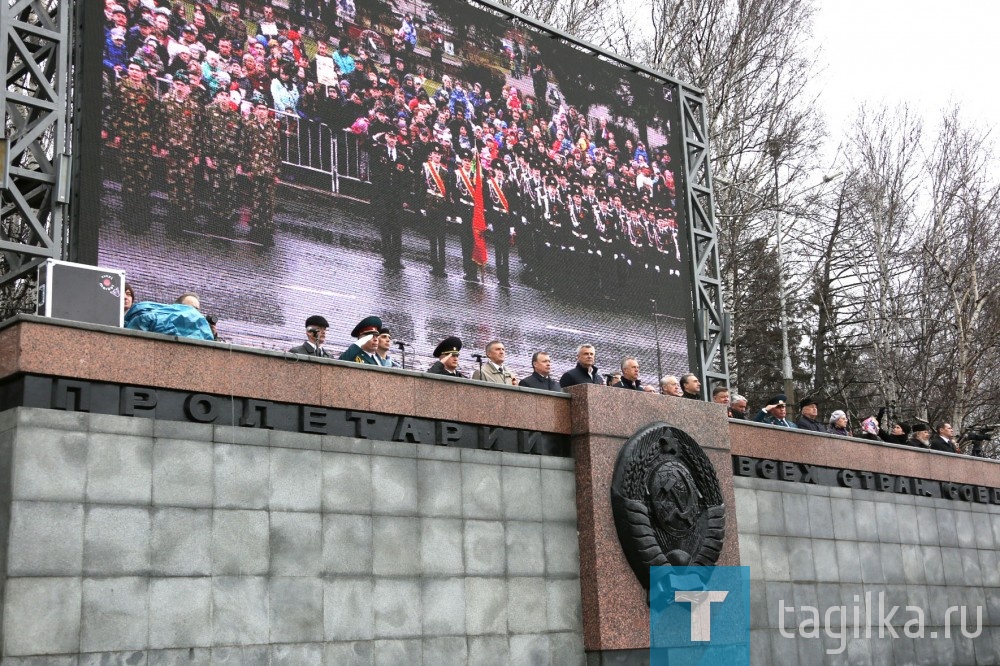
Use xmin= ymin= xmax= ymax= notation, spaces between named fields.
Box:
xmin=419 ymin=145 xmax=450 ymax=277
xmin=158 ymin=70 xmax=202 ymax=228
xmin=200 ymin=87 xmax=242 ymax=226
xmin=452 ymin=149 xmax=479 ymax=281
xmin=111 ymin=58 xmax=160 ymax=225
xmin=370 ymin=131 xmax=411 ymax=269
xmin=241 ymin=92 xmax=281 ymax=245
xmin=486 ymin=162 xmax=519 ymax=287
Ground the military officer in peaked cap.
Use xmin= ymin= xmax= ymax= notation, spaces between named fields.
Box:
xmin=339 ymin=316 xmax=384 ymax=365
xmin=427 ymin=336 xmax=465 ymax=377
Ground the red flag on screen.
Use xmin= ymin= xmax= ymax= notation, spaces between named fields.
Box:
xmin=471 ymin=153 xmax=488 ymax=266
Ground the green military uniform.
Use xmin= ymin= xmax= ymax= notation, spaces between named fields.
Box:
xmin=241 ymin=110 xmax=282 ymax=243
xmin=159 ymin=88 xmax=202 ymax=223
xmin=219 ymin=14 xmax=248 ymax=46
xmin=112 ymin=74 xmax=159 ymax=223
xmin=200 ymin=99 xmax=242 ymax=222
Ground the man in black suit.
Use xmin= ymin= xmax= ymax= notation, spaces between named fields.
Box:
xmin=288 ymin=315 xmax=330 ymax=357
xmin=519 ymin=351 xmax=559 ymax=391
xmin=371 ymin=132 xmax=410 ymax=269
xmin=930 ymin=422 xmax=961 ymax=454
xmin=559 ymin=344 xmax=603 ymax=389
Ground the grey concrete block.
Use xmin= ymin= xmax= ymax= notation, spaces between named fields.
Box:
xmin=323 ymin=641 xmax=373 ymax=666
xmin=541 ymin=469 xmax=577 ymax=523
xmin=895 ymin=503 xmax=920 ymax=545
xmin=992 ymin=512 xmax=1000 ymax=547
xmin=90 ymin=412 xmax=153 ymax=437
xmin=370 ymin=455 xmax=418 ymax=515
xmin=462 ymin=463 xmax=503 ymax=520
xmin=545 ymin=578 xmax=583 ymax=632
xmin=271 ymin=429 xmax=321 ymax=451
xmin=466 ymin=577 xmax=508 ymax=635
xmin=373 ymin=516 xmax=421 ymax=576
xmin=845 ymin=637 xmax=873 ymax=665
xmin=750 ymin=581 xmax=768 ymax=630
xmin=960 ymin=548 xmax=983 ymax=587
xmin=373 ymin=639 xmax=421 ymax=666
xmin=422 ymin=637 xmax=468 ymax=666
xmin=468 ymin=636 xmax=510 ymax=666
xmin=787 ymin=537 xmax=815 ymax=582
xmin=81 ymin=577 xmax=148 ymax=652
xmin=806 ymin=495 xmax=834 ymax=539
xmin=770 ymin=629 xmax=800 ymax=665
xmin=211 ymin=647 xmax=265 ymax=666
xmin=150 ymin=507 xmax=211 ymax=576
xmin=506 ymin=521 xmax=545 ymax=576
xmin=937 ymin=507 xmax=960 ymax=547
xmin=269 ymin=577 xmax=323 ymax=642
xmin=322 ymin=435 xmax=372 ymax=455
xmin=270 ymin=448 xmax=322 ymax=511
xmin=152 ymin=439 xmax=213 ymax=507
xmin=271 ymin=644 xmax=323 ymax=665
xmin=212 ymin=509 xmax=269 ymax=575
xmin=17 ymin=406 xmax=88 ymax=431
xmin=0 ymin=406 xmax=13 ymax=432
xmin=415 ymin=442 xmax=462 ymax=461
xmin=86 ymin=433 xmax=153 ymax=504
xmin=509 ymin=634 xmax=549 ymax=665
xmin=973 ymin=512 xmax=995 ymax=550
xmin=422 ymin=578 xmax=466 ymax=636
xmin=900 ymin=544 xmax=927 ymax=585
xmin=735 ymin=487 xmax=759 ymax=535
xmin=146 ymin=647 xmax=211 ymax=666
xmin=323 ymin=452 xmax=372 ymax=514
xmin=955 ymin=510 xmax=977 ymax=548
xmin=540 ymin=455 xmax=574 ymax=471
xmin=543 ymin=522 xmax=580 ymax=576
xmin=324 ymin=578 xmax=374 ymax=641
xmin=270 ymin=511 xmax=322 ymax=576
xmin=417 ymin=459 xmax=462 ymax=517
xmin=212 ymin=576 xmax=269 ymax=646
xmin=830 ymin=498 xmax=858 ymax=541
xmin=749 ymin=630 xmax=771 ymax=666
xmin=84 ymin=505 xmax=151 ymax=575
xmin=853 ymin=500 xmax=879 ymax=542
xmin=834 ymin=541 xmax=861 ymax=583
xmin=858 ymin=542 xmax=884 ymax=584
xmin=8 ymin=500 xmax=83 ymax=575
xmin=756 ymin=491 xmax=785 ymax=536
xmin=760 ymin=535 xmax=791 ymax=582
xmin=941 ymin=547 xmax=965 ymax=586
xmin=812 ymin=539 xmax=839 ymax=583
xmin=980 ymin=550 xmax=1000 ymax=587
xmin=502 ymin=451 xmax=541 ymax=468
xmin=461 ymin=447 xmax=501 ymax=464
xmin=880 ymin=543 xmax=905 ymax=584
xmin=2 ymin=577 xmax=81 ymax=655
xmin=915 ymin=505 xmax=939 ymax=545
xmin=922 ymin=545 xmax=945 ymax=585
xmin=781 ymin=493 xmax=810 ymax=538
xmin=763 ymin=581 xmax=794 ymax=630
xmin=507 ymin=577 xmax=547 ymax=634
xmin=148 ymin=577 xmax=212 ymax=649
xmin=420 ymin=518 xmax=464 ymax=575
xmin=875 ymin=501 xmax=899 ymax=543
xmin=464 ymin=520 xmax=505 ymax=576
xmin=502 ymin=465 xmax=543 ymax=521
xmin=373 ymin=578 xmax=422 ymax=638
xmin=80 ymin=651 xmax=147 ymax=666
xmin=372 ymin=440 xmax=417 ymax=458
xmin=213 ymin=424 xmax=269 ymax=447
xmin=213 ymin=443 xmax=269 ymax=509
xmin=12 ymin=428 xmax=87 ymax=501
xmin=739 ymin=533 xmax=763 ymax=580
xmin=323 ymin=513 xmax=373 ymax=575
xmin=549 ymin=632 xmax=585 ymax=666
xmin=154 ymin=419 xmax=213 ymax=442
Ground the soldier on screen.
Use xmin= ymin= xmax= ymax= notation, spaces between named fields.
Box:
xmin=111 ymin=58 xmax=160 ymax=226
xmin=370 ymin=131 xmax=411 ymax=270
xmin=200 ymin=87 xmax=242 ymax=226
xmin=240 ymin=93 xmax=281 ymax=245
xmin=158 ymin=70 xmax=202 ymax=227
xmin=419 ymin=145 xmax=450 ymax=277
xmin=452 ymin=149 xmax=480 ymax=282
xmin=485 ymin=161 xmax=518 ymax=288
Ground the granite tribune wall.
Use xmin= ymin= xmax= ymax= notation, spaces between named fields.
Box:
xmin=0 ymin=407 xmax=583 ymax=665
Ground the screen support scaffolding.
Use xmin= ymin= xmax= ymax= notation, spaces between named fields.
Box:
xmin=1 ymin=0 xmax=72 ymax=288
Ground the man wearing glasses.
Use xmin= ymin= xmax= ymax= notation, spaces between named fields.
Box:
xmin=427 ymin=336 xmax=465 ymax=377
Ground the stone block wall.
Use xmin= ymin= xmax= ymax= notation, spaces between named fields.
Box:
xmin=737 ymin=475 xmax=1000 ymax=665
xmin=0 ymin=407 xmax=584 ymax=665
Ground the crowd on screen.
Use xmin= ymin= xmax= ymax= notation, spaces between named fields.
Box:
xmin=120 ymin=279 xmax=986 ymax=458
xmin=101 ymin=0 xmax=684 ymax=288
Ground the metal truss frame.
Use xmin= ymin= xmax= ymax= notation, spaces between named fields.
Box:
xmin=1 ymin=0 xmax=71 ymax=291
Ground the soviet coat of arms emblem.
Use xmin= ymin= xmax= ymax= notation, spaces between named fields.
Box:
xmin=610 ymin=422 xmax=726 ymax=592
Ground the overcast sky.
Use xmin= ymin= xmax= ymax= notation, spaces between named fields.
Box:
xmin=812 ymin=0 xmax=998 ymax=143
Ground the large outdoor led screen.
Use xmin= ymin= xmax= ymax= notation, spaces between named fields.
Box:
xmin=79 ymin=0 xmax=695 ymax=383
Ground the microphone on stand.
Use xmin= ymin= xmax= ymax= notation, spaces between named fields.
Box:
xmin=394 ymin=340 xmax=409 ymax=369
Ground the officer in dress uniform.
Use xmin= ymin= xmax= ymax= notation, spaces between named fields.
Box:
xmin=419 ymin=145 xmax=449 ymax=276
xmin=158 ymin=70 xmax=202 ymax=228
xmin=426 ymin=336 xmax=465 ymax=377
xmin=338 ymin=316 xmax=383 ymax=365
xmin=451 ymin=149 xmax=479 ymax=281
xmin=486 ymin=162 xmax=518 ymax=287
xmin=370 ymin=131 xmax=411 ymax=269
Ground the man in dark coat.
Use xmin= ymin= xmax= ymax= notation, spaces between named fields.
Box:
xmin=930 ymin=422 xmax=961 ymax=454
xmin=752 ymin=395 xmax=798 ymax=428
xmin=519 ymin=351 xmax=559 ymax=391
xmin=288 ymin=315 xmax=330 ymax=357
xmin=339 ymin=316 xmax=383 ymax=365
xmin=559 ymin=344 xmax=603 ymax=389
xmin=370 ymin=132 xmax=410 ymax=269
xmin=795 ymin=396 xmax=826 ymax=432
xmin=906 ymin=422 xmax=932 ymax=448
xmin=427 ymin=336 xmax=465 ymax=377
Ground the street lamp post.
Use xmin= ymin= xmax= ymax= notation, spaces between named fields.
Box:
xmin=768 ymin=140 xmax=795 ymax=405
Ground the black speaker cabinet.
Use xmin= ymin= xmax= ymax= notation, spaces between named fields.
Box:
xmin=36 ymin=259 xmax=125 ymax=327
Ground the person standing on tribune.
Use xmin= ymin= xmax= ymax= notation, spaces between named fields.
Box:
xmin=288 ymin=315 xmax=330 ymax=357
